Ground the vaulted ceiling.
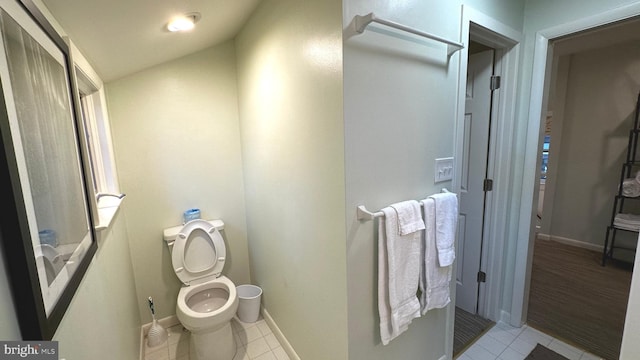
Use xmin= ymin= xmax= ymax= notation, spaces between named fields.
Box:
xmin=40 ymin=0 xmax=261 ymax=82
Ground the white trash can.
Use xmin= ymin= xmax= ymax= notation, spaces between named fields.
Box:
xmin=236 ymin=285 xmax=262 ymax=323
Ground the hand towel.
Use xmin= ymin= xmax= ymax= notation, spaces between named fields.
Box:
xmin=621 ymin=178 xmax=640 ymax=198
xmin=390 ymin=200 xmax=425 ymax=235
xmin=419 ymin=197 xmax=452 ymax=314
xmin=428 ymin=192 xmax=458 ymax=267
xmin=614 ymin=213 xmax=640 ymax=231
xmin=378 ymin=202 xmax=422 ymax=345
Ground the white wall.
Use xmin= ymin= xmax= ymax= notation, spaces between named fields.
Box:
xmin=235 ymin=1 xmax=347 ymax=359
xmin=53 ymin=212 xmax=140 ymax=359
xmin=343 ymin=1 xmax=523 ymax=359
xmin=343 ymin=4 xmax=456 ymax=358
xmin=465 ymin=0 xmax=525 ymax=30
xmin=105 ymin=42 xmax=251 ymax=323
xmin=0 ymin=234 xmax=20 ymax=340
xmin=543 ymin=42 xmax=640 ymax=248
xmin=523 ymin=0 xmax=640 ymax=33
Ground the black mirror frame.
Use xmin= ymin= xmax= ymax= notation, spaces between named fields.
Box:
xmin=0 ymin=0 xmax=98 ymax=340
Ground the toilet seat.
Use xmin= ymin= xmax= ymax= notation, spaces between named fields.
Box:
xmin=35 ymin=244 xmax=63 ymax=284
xmin=172 ymin=219 xmax=226 ymax=285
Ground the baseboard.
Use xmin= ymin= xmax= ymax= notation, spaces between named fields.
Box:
xmin=536 ymin=233 xmax=550 ymax=240
xmin=499 ymin=310 xmax=511 ymax=325
xmin=139 ymin=315 xmax=180 ymax=360
xmin=537 ymin=233 xmax=603 ymax=252
xmin=261 ymin=307 xmax=301 ymax=360
xmin=141 ymin=314 xmax=180 ymax=336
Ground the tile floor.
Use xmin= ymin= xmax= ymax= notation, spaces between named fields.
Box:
xmin=457 ymin=322 xmax=604 ymax=360
xmin=143 ymin=315 xmax=291 ymax=360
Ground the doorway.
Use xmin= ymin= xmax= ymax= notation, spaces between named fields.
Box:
xmin=512 ymin=6 xmax=640 ymax=336
xmin=457 ymin=43 xmax=494 ymax=316
xmin=453 ymin=40 xmax=497 ymax=356
xmin=526 ymin=19 xmax=640 ymax=359
xmin=452 ymin=9 xmax=522 ymax=351
xmin=454 ymin=11 xmax=521 ymax=319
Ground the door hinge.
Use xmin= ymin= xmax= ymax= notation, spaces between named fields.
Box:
xmin=490 ymin=75 xmax=501 ymax=90
xmin=483 ymin=179 xmax=493 ymax=192
xmin=477 ymin=271 xmax=487 ymax=283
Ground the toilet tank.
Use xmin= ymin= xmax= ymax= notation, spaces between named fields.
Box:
xmin=163 ymin=219 xmax=225 ymax=249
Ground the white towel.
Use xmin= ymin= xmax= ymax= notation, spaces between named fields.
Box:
xmin=419 ymin=197 xmax=452 ymax=313
xmin=621 ymin=178 xmax=640 ymax=198
xmin=428 ymin=192 xmax=458 ymax=267
xmin=378 ymin=203 xmax=422 ymax=345
xmin=614 ymin=213 xmax=640 ymax=231
xmin=390 ymin=200 xmax=425 ymax=235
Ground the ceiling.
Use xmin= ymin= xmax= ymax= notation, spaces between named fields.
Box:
xmin=39 ymin=2 xmax=640 ymax=83
xmin=40 ymin=0 xmax=261 ymax=82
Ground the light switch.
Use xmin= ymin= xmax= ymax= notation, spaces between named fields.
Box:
xmin=435 ymin=157 xmax=454 ymax=183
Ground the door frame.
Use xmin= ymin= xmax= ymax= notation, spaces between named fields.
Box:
xmin=512 ymin=2 xmax=640 ymax=327
xmin=453 ymin=5 xmax=521 ymax=323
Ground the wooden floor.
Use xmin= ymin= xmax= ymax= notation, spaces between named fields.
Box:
xmin=527 ymin=238 xmax=633 ymax=360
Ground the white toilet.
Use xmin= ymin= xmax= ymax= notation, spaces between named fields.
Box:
xmin=35 ymin=244 xmax=63 ymax=284
xmin=163 ymin=219 xmax=239 ymax=360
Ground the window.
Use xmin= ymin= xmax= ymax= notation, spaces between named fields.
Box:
xmin=541 ymin=134 xmax=550 ymax=180
xmin=74 ymin=59 xmax=123 ymax=230
xmin=541 ymin=111 xmax=553 ymax=182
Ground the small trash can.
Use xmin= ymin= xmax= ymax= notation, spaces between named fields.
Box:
xmin=236 ymin=284 xmax=262 ymax=323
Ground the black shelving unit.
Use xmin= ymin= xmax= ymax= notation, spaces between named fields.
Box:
xmin=603 ymin=92 xmax=640 ymax=266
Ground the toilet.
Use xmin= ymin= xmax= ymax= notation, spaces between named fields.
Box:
xmin=163 ymin=219 xmax=238 ymax=360
xmin=35 ymin=244 xmax=63 ymax=285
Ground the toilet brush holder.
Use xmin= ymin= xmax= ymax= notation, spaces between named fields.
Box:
xmin=147 ymin=318 xmax=168 ymax=347
xmin=146 ymin=297 xmax=168 ymax=347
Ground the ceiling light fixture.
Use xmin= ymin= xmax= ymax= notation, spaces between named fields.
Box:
xmin=167 ymin=12 xmax=201 ymax=32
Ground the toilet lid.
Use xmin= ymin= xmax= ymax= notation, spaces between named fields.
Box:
xmin=171 ymin=219 xmax=226 ymax=285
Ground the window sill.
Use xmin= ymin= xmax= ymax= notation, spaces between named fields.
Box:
xmin=95 ymin=196 xmax=124 ymax=231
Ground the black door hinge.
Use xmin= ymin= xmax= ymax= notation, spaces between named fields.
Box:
xmin=483 ymin=179 xmax=493 ymax=192
xmin=477 ymin=271 xmax=487 ymax=283
xmin=490 ymin=75 xmax=501 ymax=90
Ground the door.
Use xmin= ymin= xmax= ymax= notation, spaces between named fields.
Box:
xmin=456 ymin=48 xmax=494 ymax=314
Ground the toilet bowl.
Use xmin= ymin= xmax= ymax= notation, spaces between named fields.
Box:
xmin=177 ymin=276 xmax=238 ymax=359
xmin=164 ymin=219 xmax=238 ymax=360
xmin=35 ymin=244 xmax=63 ymax=285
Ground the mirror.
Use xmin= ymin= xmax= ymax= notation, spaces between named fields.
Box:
xmin=0 ymin=0 xmax=97 ymax=340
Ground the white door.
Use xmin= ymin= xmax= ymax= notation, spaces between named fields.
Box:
xmin=456 ymin=49 xmax=494 ymax=314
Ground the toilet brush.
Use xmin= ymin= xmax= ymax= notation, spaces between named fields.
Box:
xmin=146 ymin=296 xmax=168 ymax=347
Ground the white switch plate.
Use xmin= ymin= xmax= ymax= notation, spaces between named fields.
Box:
xmin=435 ymin=157 xmax=454 ymax=183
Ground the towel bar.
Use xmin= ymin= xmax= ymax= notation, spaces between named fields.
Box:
xmin=357 ymin=188 xmax=452 ymax=221
xmin=357 ymin=205 xmax=385 ymax=221
xmin=352 ymin=13 xmax=464 ymax=56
